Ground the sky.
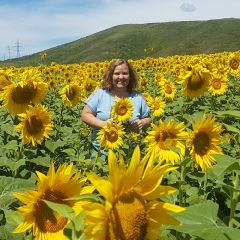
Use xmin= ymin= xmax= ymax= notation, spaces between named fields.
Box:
xmin=0 ymin=0 xmax=239 ymax=61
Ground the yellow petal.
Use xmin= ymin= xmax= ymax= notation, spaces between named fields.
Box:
xmin=86 ymin=172 xmax=114 ymax=202
xmin=13 ymin=221 xmax=33 ymax=233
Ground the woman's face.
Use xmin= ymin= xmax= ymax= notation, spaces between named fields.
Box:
xmin=112 ymin=63 xmax=130 ymax=91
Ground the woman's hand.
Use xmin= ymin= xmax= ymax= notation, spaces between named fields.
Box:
xmin=130 ymin=117 xmax=152 ymax=131
xmin=130 ymin=119 xmax=144 ymax=131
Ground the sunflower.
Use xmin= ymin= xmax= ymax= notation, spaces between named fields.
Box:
xmin=208 ymin=73 xmax=228 ymax=96
xmin=0 ymin=69 xmax=14 ymax=91
xmin=12 ymin=162 xmax=94 ymax=240
xmin=83 ymin=146 xmax=185 ymax=240
xmin=141 ymin=92 xmax=151 ymax=101
xmin=172 ymin=64 xmax=185 ymax=84
xmin=48 ymin=76 xmax=58 ymax=91
xmin=224 ymin=133 xmax=232 ymax=143
xmin=212 ymin=62 xmax=229 ymax=76
xmin=97 ymin=119 xmax=125 ymax=150
xmin=154 ymin=72 xmax=165 ymax=84
xmin=129 ymin=132 xmax=140 ymax=142
xmin=111 ymin=98 xmax=134 ymax=123
xmin=15 ymin=104 xmax=53 ymax=147
xmin=59 ymin=82 xmax=82 ymax=107
xmin=144 ymin=120 xmax=189 ymax=165
xmin=182 ymin=64 xmax=211 ymax=99
xmin=41 ymin=52 xmax=47 ymax=59
xmin=159 ymin=79 xmax=177 ymax=101
xmin=0 ymin=71 xmax=48 ymax=115
xmin=187 ymin=113 xmax=223 ymax=172
xmin=138 ymin=77 xmax=149 ymax=90
xmin=81 ymin=78 xmax=99 ymax=95
xmin=229 ymin=52 xmax=240 ymax=71
xmin=147 ymin=96 xmax=166 ymax=117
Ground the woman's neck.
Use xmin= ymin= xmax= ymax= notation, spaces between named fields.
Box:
xmin=110 ymin=89 xmax=129 ymax=99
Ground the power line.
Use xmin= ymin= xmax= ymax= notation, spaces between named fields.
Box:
xmin=7 ymin=45 xmax=11 ymax=59
xmin=14 ymin=39 xmax=22 ymax=58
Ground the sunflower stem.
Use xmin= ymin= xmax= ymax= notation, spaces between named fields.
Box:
xmin=59 ymin=102 xmax=64 ymax=126
xmin=13 ymin=140 xmax=24 ymax=177
xmin=229 ymin=171 xmax=239 ymax=228
xmin=203 ymin=171 xmax=208 ymax=200
xmin=179 ymin=164 xmax=186 ymax=207
xmin=92 ymin=147 xmax=101 ymax=172
xmin=176 ymin=164 xmax=186 ymax=240
xmin=71 ymin=222 xmax=77 ymax=240
xmin=210 ymin=95 xmax=217 ymax=111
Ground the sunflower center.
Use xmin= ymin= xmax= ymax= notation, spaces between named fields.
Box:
xmin=193 ymin=131 xmax=210 ymax=155
xmin=34 ymin=189 xmax=68 ymax=233
xmin=49 ymin=80 xmax=55 ymax=87
xmin=187 ymin=73 xmax=204 ymax=91
xmin=212 ymin=79 xmax=221 ymax=90
xmin=153 ymin=102 xmax=160 ymax=110
xmin=26 ymin=115 xmax=43 ymax=135
xmin=66 ymin=86 xmax=77 ymax=100
xmin=105 ymin=128 xmax=118 ymax=142
xmin=165 ymin=84 xmax=172 ymax=94
xmin=0 ymin=75 xmax=11 ymax=90
xmin=106 ymin=190 xmax=148 ymax=240
xmin=141 ymin=79 xmax=147 ymax=87
xmin=230 ymin=58 xmax=239 ymax=70
xmin=156 ymin=131 xmax=176 ymax=149
xmin=12 ymin=83 xmax=37 ymax=104
xmin=117 ymin=105 xmax=127 ymax=116
xmin=85 ymin=83 xmax=94 ymax=92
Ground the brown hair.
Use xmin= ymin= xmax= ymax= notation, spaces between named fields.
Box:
xmin=100 ymin=59 xmax=138 ymax=93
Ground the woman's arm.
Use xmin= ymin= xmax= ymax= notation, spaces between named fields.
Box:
xmin=130 ymin=116 xmax=152 ymax=131
xmin=141 ymin=116 xmax=152 ymax=130
xmin=81 ymin=105 xmax=107 ymax=129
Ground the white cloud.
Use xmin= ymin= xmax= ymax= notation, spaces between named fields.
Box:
xmin=179 ymin=3 xmax=197 ymax=12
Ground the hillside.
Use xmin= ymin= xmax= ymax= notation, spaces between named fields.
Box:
xmin=1 ymin=18 xmax=240 ymax=68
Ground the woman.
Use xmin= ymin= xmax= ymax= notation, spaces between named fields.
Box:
xmin=81 ymin=59 xmax=151 ymax=157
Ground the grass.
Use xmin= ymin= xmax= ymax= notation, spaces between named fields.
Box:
xmin=1 ymin=18 xmax=240 ymax=68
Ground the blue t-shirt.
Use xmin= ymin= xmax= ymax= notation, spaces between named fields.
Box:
xmin=85 ymin=88 xmax=150 ymax=155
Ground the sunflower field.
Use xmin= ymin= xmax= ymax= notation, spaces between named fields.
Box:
xmin=0 ymin=50 xmax=240 ymax=240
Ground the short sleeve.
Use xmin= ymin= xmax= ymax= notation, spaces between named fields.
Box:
xmin=129 ymin=92 xmax=150 ymax=122
xmin=85 ymin=88 xmax=102 ymax=114
xmin=140 ymin=95 xmax=150 ymax=118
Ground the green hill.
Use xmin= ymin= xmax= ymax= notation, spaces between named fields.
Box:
xmin=1 ymin=18 xmax=240 ymax=68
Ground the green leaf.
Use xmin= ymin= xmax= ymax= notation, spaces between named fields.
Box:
xmin=64 ymin=211 xmax=86 ymax=239
xmin=74 ymin=211 xmax=86 ymax=232
xmin=43 ymin=200 xmax=75 ymax=222
xmin=215 ymin=181 xmax=240 ymax=195
xmin=168 ymin=201 xmax=240 ymax=240
xmin=0 ymin=177 xmax=36 ymax=209
xmin=165 ymin=146 xmax=181 ymax=154
xmin=211 ymin=154 xmax=240 ymax=176
xmin=0 ymin=157 xmax=26 ymax=172
xmin=61 ymin=148 xmax=76 ymax=157
xmin=1 ymin=124 xmax=19 ymax=137
xmin=223 ymin=123 xmax=240 ymax=134
xmin=216 ymin=110 xmax=240 ymax=119
xmin=4 ymin=140 xmax=19 ymax=150
xmin=0 ymin=210 xmax=25 ymax=240
xmin=4 ymin=209 xmax=23 ymax=228
xmin=28 ymin=156 xmax=51 ymax=167
xmin=45 ymin=139 xmax=66 ymax=152
xmin=65 ymin=193 xmax=99 ymax=202
xmin=0 ymin=225 xmax=25 ymax=240
xmin=0 ymin=177 xmax=36 ymax=195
